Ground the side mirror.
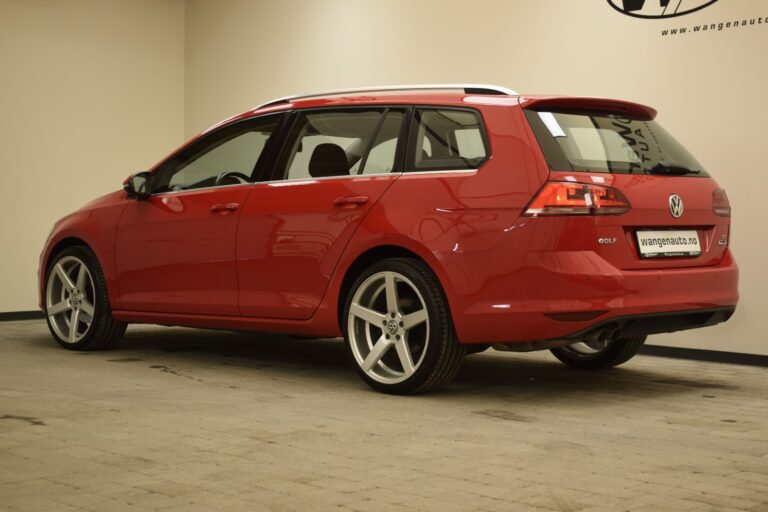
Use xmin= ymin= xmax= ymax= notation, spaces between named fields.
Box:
xmin=124 ymin=172 xmax=151 ymax=200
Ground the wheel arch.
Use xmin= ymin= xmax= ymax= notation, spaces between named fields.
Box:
xmin=46 ymin=237 xmax=91 ymax=263
xmin=39 ymin=234 xmax=116 ymax=311
xmin=40 ymin=237 xmax=90 ymax=303
xmin=335 ymin=244 xmax=451 ymax=331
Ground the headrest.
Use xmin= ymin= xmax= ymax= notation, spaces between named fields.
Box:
xmin=308 ymin=143 xmax=348 ymax=178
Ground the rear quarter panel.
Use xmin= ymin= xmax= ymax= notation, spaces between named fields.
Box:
xmin=327 ymin=104 xmax=549 ymax=341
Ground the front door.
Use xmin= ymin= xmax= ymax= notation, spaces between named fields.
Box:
xmin=115 ymin=114 xmax=282 ymax=315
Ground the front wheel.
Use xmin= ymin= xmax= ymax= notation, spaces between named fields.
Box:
xmin=550 ymin=336 xmax=647 ymax=369
xmin=45 ymin=246 xmax=126 ymax=350
xmin=343 ymin=258 xmax=466 ymax=394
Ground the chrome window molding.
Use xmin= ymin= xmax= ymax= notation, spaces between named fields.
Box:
xmin=401 ymin=169 xmax=478 ymax=177
xmin=149 ymin=181 xmax=253 ymax=197
xmin=258 ymin=169 xmax=479 ymax=186
xmin=148 ymin=169 xmax=480 ymax=196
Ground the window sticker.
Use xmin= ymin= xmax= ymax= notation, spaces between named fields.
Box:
xmin=538 ymin=112 xmax=566 ymax=138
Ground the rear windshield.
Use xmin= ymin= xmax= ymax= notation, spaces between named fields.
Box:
xmin=524 ymin=110 xmax=707 ymax=176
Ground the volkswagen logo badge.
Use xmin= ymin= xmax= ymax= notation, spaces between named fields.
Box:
xmin=669 ymin=194 xmax=684 ymax=218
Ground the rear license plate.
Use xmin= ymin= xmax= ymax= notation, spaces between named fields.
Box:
xmin=636 ymin=230 xmax=701 ymax=258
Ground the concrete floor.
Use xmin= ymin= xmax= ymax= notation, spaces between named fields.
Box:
xmin=0 ymin=320 xmax=766 ymax=512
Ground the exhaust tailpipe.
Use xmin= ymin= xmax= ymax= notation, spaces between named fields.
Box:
xmin=587 ymin=325 xmax=623 ymax=344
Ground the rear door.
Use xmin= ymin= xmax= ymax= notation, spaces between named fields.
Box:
xmin=524 ymin=107 xmax=730 ymax=270
xmin=237 ymin=107 xmax=409 ymax=319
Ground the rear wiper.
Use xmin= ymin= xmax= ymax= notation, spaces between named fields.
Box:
xmin=646 ymin=162 xmax=702 ymax=175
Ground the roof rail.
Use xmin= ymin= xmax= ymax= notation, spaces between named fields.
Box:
xmin=253 ymin=84 xmax=518 ymax=110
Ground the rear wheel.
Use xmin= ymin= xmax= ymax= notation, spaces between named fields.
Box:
xmin=550 ymin=336 xmax=646 ymax=369
xmin=45 ymin=246 xmax=126 ymax=351
xmin=343 ymin=258 xmax=466 ymax=394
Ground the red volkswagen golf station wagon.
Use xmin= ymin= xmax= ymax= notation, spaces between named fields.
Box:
xmin=39 ymin=84 xmax=738 ymax=394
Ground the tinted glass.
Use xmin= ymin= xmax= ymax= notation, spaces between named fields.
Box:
xmin=525 ymin=110 xmax=707 ymax=176
xmin=278 ymin=109 xmax=385 ymax=180
xmin=153 ymin=115 xmax=279 ymax=193
xmin=351 ymin=110 xmax=406 ymax=175
xmin=409 ymin=108 xmax=488 ymax=171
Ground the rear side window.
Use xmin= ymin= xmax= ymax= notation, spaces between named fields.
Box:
xmin=276 ymin=108 xmax=406 ymax=180
xmin=351 ymin=110 xmax=406 ymax=175
xmin=408 ymin=108 xmax=489 ymax=171
xmin=525 ymin=110 xmax=708 ymax=176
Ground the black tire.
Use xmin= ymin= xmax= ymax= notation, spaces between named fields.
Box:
xmin=343 ymin=258 xmax=466 ymax=395
xmin=44 ymin=246 xmax=126 ymax=351
xmin=550 ymin=335 xmax=647 ymax=369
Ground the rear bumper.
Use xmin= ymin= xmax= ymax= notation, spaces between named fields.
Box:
xmin=560 ymin=306 xmax=735 ymax=341
xmin=454 ymin=249 xmax=739 ymax=344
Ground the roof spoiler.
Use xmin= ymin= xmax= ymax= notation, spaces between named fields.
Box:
xmin=520 ymin=96 xmax=657 ymax=120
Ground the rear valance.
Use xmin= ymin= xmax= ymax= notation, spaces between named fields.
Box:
xmin=519 ymin=96 xmax=657 ymax=121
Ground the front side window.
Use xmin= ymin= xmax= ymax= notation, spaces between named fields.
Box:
xmin=152 ymin=114 xmax=280 ymax=193
xmin=408 ymin=108 xmax=489 ymax=171
xmin=524 ymin=110 xmax=707 ymax=176
xmin=276 ymin=108 xmax=406 ymax=180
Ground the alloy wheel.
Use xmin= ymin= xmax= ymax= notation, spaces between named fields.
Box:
xmin=347 ymin=271 xmax=430 ymax=385
xmin=46 ymin=256 xmax=96 ymax=343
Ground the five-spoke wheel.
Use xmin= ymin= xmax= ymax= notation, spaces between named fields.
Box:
xmin=46 ymin=255 xmax=96 ymax=343
xmin=344 ymin=258 xmax=465 ymax=394
xmin=45 ymin=246 xmax=126 ymax=350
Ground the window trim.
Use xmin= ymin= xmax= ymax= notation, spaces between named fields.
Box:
xmin=148 ymin=112 xmax=288 ymax=195
xmin=404 ymin=106 xmax=491 ymax=173
xmin=146 ymin=181 xmax=254 ymax=198
xmin=246 ymin=168 xmax=477 ymax=191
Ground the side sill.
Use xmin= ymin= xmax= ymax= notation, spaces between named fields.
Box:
xmin=111 ymin=310 xmax=342 ymax=338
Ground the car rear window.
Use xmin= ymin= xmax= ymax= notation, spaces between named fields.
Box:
xmin=408 ymin=108 xmax=489 ymax=171
xmin=524 ymin=110 xmax=708 ymax=176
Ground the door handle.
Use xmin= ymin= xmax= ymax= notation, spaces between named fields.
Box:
xmin=210 ymin=202 xmax=240 ymax=213
xmin=334 ymin=196 xmax=369 ymax=207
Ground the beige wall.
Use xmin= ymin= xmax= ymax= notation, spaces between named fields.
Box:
xmin=186 ymin=0 xmax=767 ymax=355
xmin=3 ymin=0 xmax=766 ymax=355
xmin=0 ymin=0 xmax=185 ymax=311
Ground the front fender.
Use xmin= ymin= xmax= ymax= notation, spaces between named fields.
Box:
xmin=39 ymin=191 xmax=127 ymax=311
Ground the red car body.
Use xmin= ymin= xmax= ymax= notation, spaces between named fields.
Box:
xmin=39 ymin=90 xmax=738 ymax=347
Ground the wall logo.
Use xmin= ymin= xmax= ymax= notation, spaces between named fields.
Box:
xmin=669 ymin=195 xmax=684 ymax=218
xmin=608 ymin=0 xmax=719 ymax=19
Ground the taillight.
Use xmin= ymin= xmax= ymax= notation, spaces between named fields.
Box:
xmin=523 ymin=181 xmax=631 ymax=216
xmin=713 ymin=189 xmax=731 ymax=217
